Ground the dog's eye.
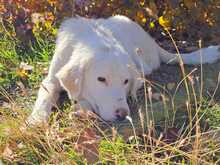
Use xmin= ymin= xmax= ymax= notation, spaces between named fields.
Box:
xmin=124 ymin=79 xmax=129 ymax=85
xmin=97 ymin=77 xmax=106 ymax=82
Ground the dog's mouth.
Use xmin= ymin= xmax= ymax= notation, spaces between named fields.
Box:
xmin=78 ymin=99 xmax=102 ymax=118
xmin=88 ymin=103 xmax=117 ymax=123
xmin=77 ymin=99 xmax=129 ymax=123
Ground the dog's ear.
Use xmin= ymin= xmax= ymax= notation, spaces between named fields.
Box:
xmin=56 ymin=58 xmax=86 ymax=100
xmin=128 ymin=64 xmax=143 ymax=99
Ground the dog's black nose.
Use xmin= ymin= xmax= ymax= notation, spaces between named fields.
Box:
xmin=115 ymin=108 xmax=128 ymax=121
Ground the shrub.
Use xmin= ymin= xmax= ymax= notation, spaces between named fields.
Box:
xmin=1 ymin=0 xmax=220 ymax=49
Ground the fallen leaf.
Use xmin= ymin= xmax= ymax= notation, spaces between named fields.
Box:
xmin=75 ymin=127 xmax=100 ymax=164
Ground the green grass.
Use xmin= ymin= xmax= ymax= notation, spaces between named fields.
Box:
xmin=1 ymin=20 xmax=220 ymax=164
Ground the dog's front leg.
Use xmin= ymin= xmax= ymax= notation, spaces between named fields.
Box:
xmin=27 ymin=77 xmax=61 ymax=125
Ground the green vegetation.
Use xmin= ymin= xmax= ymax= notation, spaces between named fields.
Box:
xmin=1 ymin=0 xmax=220 ymax=164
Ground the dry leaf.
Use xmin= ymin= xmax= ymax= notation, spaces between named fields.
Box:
xmin=75 ymin=128 xmax=100 ymax=164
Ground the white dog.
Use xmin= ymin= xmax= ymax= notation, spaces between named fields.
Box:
xmin=28 ymin=15 xmax=220 ymax=124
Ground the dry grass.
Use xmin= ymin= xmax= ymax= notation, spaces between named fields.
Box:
xmin=1 ymin=18 xmax=220 ymax=165
xmin=1 ymin=60 xmax=220 ymax=164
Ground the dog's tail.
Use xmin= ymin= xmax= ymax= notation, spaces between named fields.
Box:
xmin=158 ymin=45 xmax=220 ymax=65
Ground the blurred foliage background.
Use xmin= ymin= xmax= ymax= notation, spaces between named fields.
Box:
xmin=1 ymin=0 xmax=220 ymax=51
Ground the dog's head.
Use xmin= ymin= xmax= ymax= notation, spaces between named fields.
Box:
xmin=56 ymin=47 xmax=142 ymax=121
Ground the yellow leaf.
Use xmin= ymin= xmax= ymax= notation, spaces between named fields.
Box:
xmin=149 ymin=22 xmax=155 ymax=28
xmin=16 ymin=69 xmax=28 ymax=79
xmin=51 ymin=28 xmax=58 ymax=35
xmin=136 ymin=11 xmax=144 ymax=19
xmin=45 ymin=20 xmax=52 ymax=29
xmin=48 ymin=0 xmax=57 ymax=5
xmin=140 ymin=0 xmax=145 ymax=6
xmin=158 ymin=16 xmax=170 ymax=29
xmin=45 ymin=12 xmax=55 ymax=22
xmin=142 ymin=17 xmax=147 ymax=23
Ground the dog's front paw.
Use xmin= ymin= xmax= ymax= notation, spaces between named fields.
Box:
xmin=26 ymin=111 xmax=49 ymax=126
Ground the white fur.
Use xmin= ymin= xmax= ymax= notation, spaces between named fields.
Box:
xmin=28 ymin=15 xmax=220 ymax=124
